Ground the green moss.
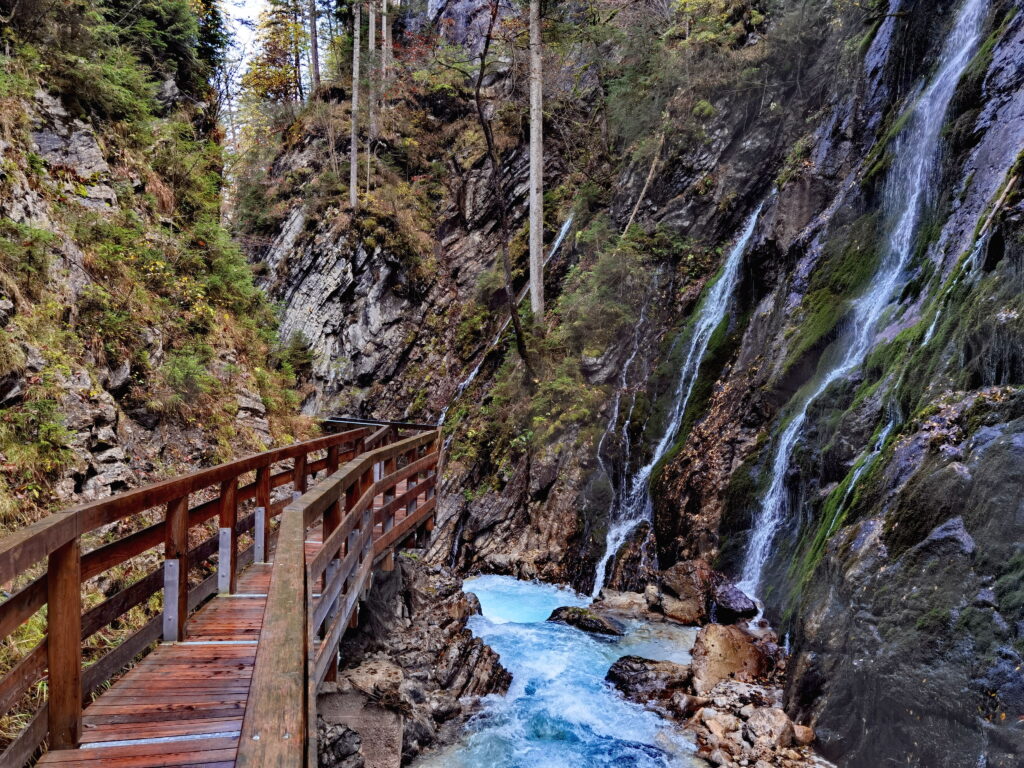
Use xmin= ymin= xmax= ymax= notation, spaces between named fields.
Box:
xmin=915 ymin=607 xmax=951 ymax=633
xmin=692 ymin=99 xmax=716 ymax=120
xmin=0 ymin=220 xmax=56 ymax=301
xmin=995 ymin=552 xmax=1024 ymax=617
xmin=781 ymin=213 xmax=882 ymax=378
xmin=776 ymin=135 xmax=813 ymax=189
xmin=862 ymin=105 xmax=915 ymax=186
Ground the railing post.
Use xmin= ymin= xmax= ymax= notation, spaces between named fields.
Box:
xmin=255 ymin=466 xmax=271 ymax=563
xmin=293 ymin=453 xmax=308 ymax=495
xmin=219 ymin=477 xmax=239 ymax=594
xmin=343 ymin=478 xmax=361 ymax=630
xmin=360 ymin=465 xmax=374 ymax=526
xmin=47 ymin=538 xmax=81 ymax=749
xmin=164 ymin=495 xmax=189 ymax=642
xmin=322 ymin=461 xmax=342 ymax=683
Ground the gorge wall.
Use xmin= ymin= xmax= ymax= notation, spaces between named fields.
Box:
xmin=245 ymin=0 xmax=1024 ymax=765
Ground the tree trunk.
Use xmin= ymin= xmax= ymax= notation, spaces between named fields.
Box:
xmin=528 ymin=0 xmax=544 ymax=320
xmin=475 ymin=1 xmax=534 ymax=380
xmin=308 ymin=0 xmax=320 ymax=91
xmin=292 ymin=4 xmax=305 ymax=102
xmin=349 ymin=1 xmax=361 ymax=211
xmin=382 ymin=0 xmax=391 ymax=79
xmin=368 ymin=0 xmax=377 ymax=141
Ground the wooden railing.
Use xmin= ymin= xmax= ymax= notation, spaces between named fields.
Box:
xmin=237 ymin=428 xmax=440 ymax=767
xmin=0 ymin=427 xmax=370 ymax=766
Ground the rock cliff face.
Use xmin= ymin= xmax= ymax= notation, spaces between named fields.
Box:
xmin=1 ymin=61 xmax=303 ymax=533
xmin=248 ymin=0 xmax=1024 ymax=764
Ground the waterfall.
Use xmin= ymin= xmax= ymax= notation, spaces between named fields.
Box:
xmin=591 ymin=203 xmax=764 ymax=597
xmin=737 ymin=0 xmax=989 ymax=597
xmin=438 ymin=214 xmax=575 ymax=426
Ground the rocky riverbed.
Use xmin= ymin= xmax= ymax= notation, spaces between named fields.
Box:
xmin=343 ymin=563 xmax=830 ymax=768
xmin=590 ymin=559 xmax=827 ymax=768
xmin=317 ymin=556 xmax=510 ymax=766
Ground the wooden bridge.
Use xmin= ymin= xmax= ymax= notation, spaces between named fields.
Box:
xmin=0 ymin=422 xmax=441 ymax=766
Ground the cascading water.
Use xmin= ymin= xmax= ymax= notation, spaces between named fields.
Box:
xmin=414 ymin=575 xmax=701 ymax=767
xmin=438 ymin=214 xmax=575 ymax=427
xmin=591 ymin=204 xmax=764 ymax=597
xmin=737 ymin=0 xmax=990 ymax=597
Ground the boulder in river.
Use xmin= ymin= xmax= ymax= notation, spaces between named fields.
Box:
xmin=690 ymin=624 xmax=771 ymax=694
xmin=547 ymin=606 xmax=625 ymax=635
xmin=711 ymin=581 xmax=758 ymax=623
xmin=605 ymin=655 xmax=692 ymax=702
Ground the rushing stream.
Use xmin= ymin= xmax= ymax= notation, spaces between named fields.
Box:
xmin=591 ymin=203 xmax=765 ymax=596
xmin=416 ymin=575 xmax=701 ymax=768
xmin=737 ymin=0 xmax=990 ymax=597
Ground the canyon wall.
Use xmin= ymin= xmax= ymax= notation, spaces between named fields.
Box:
xmin=248 ymin=0 xmax=1024 ymax=764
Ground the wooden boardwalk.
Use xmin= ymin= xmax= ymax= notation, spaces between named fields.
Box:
xmin=1 ymin=426 xmax=438 ymax=768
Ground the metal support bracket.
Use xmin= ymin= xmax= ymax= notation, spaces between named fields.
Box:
xmin=254 ymin=506 xmax=266 ymax=563
xmin=218 ymin=528 xmax=233 ymax=594
xmin=163 ymin=559 xmax=181 ymax=642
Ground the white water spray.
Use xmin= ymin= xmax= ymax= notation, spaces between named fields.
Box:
xmin=591 ymin=204 xmax=764 ymax=596
xmin=738 ymin=0 xmax=989 ymax=597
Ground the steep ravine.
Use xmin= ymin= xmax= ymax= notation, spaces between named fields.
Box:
xmin=249 ymin=0 xmax=1024 ymax=765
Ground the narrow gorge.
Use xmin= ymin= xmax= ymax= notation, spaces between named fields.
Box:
xmin=2 ymin=0 xmax=1024 ymax=766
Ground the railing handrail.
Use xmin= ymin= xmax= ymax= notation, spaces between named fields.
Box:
xmin=324 ymin=416 xmax=438 ymax=431
xmin=0 ymin=426 xmax=372 ymax=767
xmin=237 ymin=428 xmax=440 ymax=767
xmin=0 ymin=428 xmax=368 ymax=587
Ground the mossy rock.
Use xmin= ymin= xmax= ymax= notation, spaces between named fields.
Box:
xmin=778 ymin=212 xmax=882 ymax=384
xmin=547 ymin=606 xmax=624 ymax=636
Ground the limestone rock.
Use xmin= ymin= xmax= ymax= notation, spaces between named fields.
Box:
xmin=31 ymin=90 xmax=110 ymax=178
xmin=593 ymin=589 xmax=650 ymax=618
xmin=690 ymin=624 xmax=770 ymax=694
xmin=743 ymin=707 xmax=794 ymax=749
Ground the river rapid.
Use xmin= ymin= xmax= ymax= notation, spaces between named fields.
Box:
xmin=414 ymin=575 xmax=703 ymax=768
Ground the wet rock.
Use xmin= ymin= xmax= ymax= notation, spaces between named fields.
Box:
xmin=547 ymin=606 xmax=624 ymax=635
xmin=659 ymin=559 xmax=714 ymax=624
xmin=712 ymin=581 xmax=758 ymax=623
xmin=605 ymin=655 xmax=692 ymax=703
xmin=670 ymin=691 xmax=711 ymax=716
xmin=691 ymin=624 xmax=771 ymax=694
